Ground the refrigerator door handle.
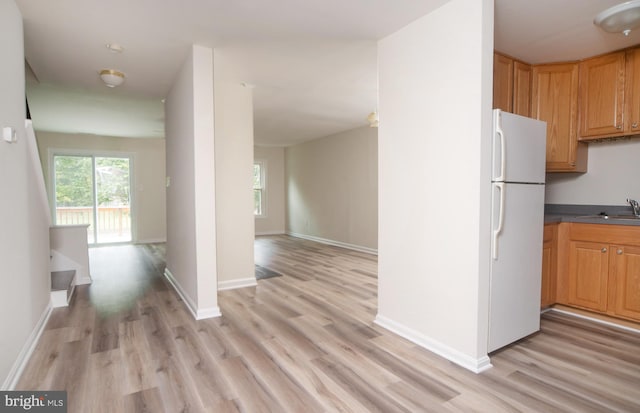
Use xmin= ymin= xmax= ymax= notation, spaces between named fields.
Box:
xmin=494 ymin=114 xmax=506 ymax=182
xmin=492 ymin=182 xmax=505 ymax=260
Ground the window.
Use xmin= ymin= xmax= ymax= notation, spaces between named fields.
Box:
xmin=53 ymin=154 xmax=132 ymax=244
xmin=253 ymin=162 xmax=265 ymax=216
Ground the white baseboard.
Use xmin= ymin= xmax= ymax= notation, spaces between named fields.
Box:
xmin=196 ymin=307 xmax=223 ymax=319
xmin=2 ymin=301 xmax=53 ymax=390
xmin=287 ymin=232 xmax=378 ymax=255
xmin=163 ymin=268 xmax=221 ymax=320
xmin=374 ymin=314 xmax=492 ymax=374
xmin=135 ymin=238 xmax=167 ymax=244
xmin=255 ymin=231 xmax=286 ymax=236
xmin=218 ymin=277 xmax=258 ymax=291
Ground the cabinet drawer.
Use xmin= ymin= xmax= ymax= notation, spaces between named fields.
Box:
xmin=569 ymin=223 xmax=640 ymax=245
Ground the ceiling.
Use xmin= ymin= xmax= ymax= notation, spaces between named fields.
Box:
xmin=16 ymin=0 xmax=640 ymax=146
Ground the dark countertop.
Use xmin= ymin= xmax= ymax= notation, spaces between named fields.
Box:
xmin=544 ymin=204 xmax=640 ymax=226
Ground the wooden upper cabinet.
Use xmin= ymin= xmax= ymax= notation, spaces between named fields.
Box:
xmin=493 ymin=53 xmax=513 ymax=112
xmin=513 ymin=61 xmax=532 ymax=117
xmin=625 ymin=47 xmax=640 ymax=134
xmin=493 ymin=52 xmax=532 ymax=116
xmin=579 ymin=51 xmax=626 ymax=138
xmin=531 ymin=62 xmax=587 ymax=172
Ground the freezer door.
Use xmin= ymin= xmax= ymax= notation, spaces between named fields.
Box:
xmin=492 ymin=109 xmax=546 ymax=184
xmin=488 ymin=182 xmax=544 ymax=352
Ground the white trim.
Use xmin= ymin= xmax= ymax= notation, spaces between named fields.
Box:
xmin=195 ymin=307 xmax=222 ymax=319
xmin=287 ymin=231 xmax=378 ymax=255
xmin=2 ymin=301 xmax=53 ymax=390
xmin=374 ymin=314 xmax=493 ymax=374
xmin=25 ymin=120 xmax=51 ymax=227
xmin=50 ymin=281 xmax=76 ymax=308
xmin=255 ymin=231 xmax=286 ymax=236
xmin=550 ymin=308 xmax=640 ymax=334
xmin=75 ymin=275 xmax=93 ymax=285
xmin=134 ymin=238 xmax=167 ymax=244
xmin=163 ymin=268 xmax=221 ymax=320
xmin=218 ymin=277 xmax=258 ymax=291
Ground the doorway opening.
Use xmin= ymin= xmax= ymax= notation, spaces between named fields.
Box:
xmin=52 ymin=154 xmax=132 ymax=244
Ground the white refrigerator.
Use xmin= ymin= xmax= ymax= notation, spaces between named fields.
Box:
xmin=488 ymin=109 xmax=547 ymax=353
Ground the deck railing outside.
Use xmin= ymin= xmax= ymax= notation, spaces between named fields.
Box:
xmin=55 ymin=206 xmax=131 ymax=243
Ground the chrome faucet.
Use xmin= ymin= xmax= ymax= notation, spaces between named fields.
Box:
xmin=628 ymin=198 xmax=640 ymax=217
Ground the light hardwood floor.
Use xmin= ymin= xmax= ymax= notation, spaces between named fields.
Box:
xmin=17 ymin=235 xmax=640 ymax=412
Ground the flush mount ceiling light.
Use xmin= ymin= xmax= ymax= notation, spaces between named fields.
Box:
xmin=99 ymin=69 xmax=125 ymax=88
xmin=594 ymin=0 xmax=640 ymax=36
xmin=367 ymin=111 xmax=379 ymax=128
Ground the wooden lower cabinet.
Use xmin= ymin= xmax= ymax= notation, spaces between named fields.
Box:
xmin=558 ymin=223 xmax=640 ymax=322
xmin=541 ymin=224 xmax=557 ymax=307
xmin=610 ymin=245 xmax=640 ymax=320
xmin=567 ymin=240 xmax=609 ymax=312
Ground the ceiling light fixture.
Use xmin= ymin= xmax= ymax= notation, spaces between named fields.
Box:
xmin=594 ymin=0 xmax=640 ymax=36
xmin=99 ymin=69 xmax=125 ymax=88
xmin=367 ymin=111 xmax=379 ymax=128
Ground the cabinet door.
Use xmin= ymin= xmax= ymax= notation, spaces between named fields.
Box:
xmin=531 ymin=63 xmax=586 ymax=172
xmin=579 ymin=52 xmax=626 ymax=138
xmin=568 ymin=240 xmax=609 ymax=311
xmin=625 ymin=48 xmax=640 ymax=135
xmin=494 ymin=53 xmax=513 ymax=112
xmin=541 ymin=224 xmax=557 ymax=308
xmin=513 ymin=61 xmax=532 ymax=117
xmin=610 ymin=245 xmax=640 ymax=321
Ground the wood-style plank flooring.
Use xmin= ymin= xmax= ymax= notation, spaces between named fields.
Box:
xmin=17 ymin=235 xmax=640 ymax=412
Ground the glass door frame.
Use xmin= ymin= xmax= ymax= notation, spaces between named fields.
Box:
xmin=48 ymin=149 xmax=136 ymax=245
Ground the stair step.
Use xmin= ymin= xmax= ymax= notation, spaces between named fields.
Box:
xmin=51 ymin=270 xmax=75 ymax=291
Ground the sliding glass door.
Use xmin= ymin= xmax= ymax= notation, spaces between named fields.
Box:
xmin=53 ymin=154 xmax=132 ymax=244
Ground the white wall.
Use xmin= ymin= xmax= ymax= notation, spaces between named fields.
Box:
xmin=254 ymin=146 xmax=285 ymax=235
xmin=50 ymin=226 xmax=91 ymax=285
xmin=377 ymin=0 xmax=494 ymax=372
xmin=36 ymin=132 xmax=166 ymax=243
xmin=165 ymin=45 xmax=219 ymax=318
xmin=0 ymin=0 xmax=52 ymax=389
xmin=285 ymin=126 xmax=378 ymax=251
xmin=213 ymin=50 xmax=256 ymax=289
xmin=546 ymin=140 xmax=640 ymax=205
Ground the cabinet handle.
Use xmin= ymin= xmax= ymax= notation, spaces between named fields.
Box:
xmin=601 ymin=247 xmax=607 ymax=253
xmin=616 ymin=124 xmax=623 ymax=130
xmin=633 ymin=122 xmax=638 ymax=129
xmin=617 ymin=249 xmax=623 ymax=255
